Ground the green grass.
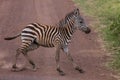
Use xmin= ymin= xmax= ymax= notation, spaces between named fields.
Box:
xmin=73 ymin=0 xmax=120 ymax=70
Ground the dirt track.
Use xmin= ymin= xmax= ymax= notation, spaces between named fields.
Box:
xmin=0 ymin=0 xmax=117 ymax=80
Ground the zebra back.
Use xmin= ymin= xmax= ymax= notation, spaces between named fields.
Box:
xmin=56 ymin=9 xmax=76 ymax=27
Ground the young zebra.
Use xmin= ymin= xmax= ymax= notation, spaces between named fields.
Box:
xmin=4 ymin=8 xmax=91 ymax=75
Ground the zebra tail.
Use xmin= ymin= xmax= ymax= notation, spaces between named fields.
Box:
xmin=4 ymin=34 xmax=21 ymax=40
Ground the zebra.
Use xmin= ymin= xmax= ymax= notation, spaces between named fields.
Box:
xmin=4 ymin=8 xmax=91 ymax=75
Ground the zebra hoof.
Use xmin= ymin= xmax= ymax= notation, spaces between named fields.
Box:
xmin=12 ymin=64 xmax=17 ymax=69
xmin=11 ymin=67 xmax=25 ymax=72
xmin=32 ymin=68 xmax=37 ymax=72
xmin=11 ymin=65 xmax=26 ymax=72
xmin=57 ymin=68 xmax=65 ymax=76
xmin=11 ymin=68 xmax=17 ymax=72
xmin=11 ymin=65 xmax=18 ymax=72
xmin=32 ymin=66 xmax=40 ymax=72
xmin=59 ymin=71 xmax=65 ymax=76
xmin=75 ymin=67 xmax=84 ymax=73
xmin=26 ymin=66 xmax=38 ymax=72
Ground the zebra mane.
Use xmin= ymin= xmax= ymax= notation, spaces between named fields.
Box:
xmin=57 ymin=10 xmax=75 ymax=27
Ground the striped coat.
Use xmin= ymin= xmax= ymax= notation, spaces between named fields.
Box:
xmin=4 ymin=8 xmax=90 ymax=75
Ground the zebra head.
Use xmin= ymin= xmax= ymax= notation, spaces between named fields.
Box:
xmin=73 ymin=8 xmax=91 ymax=34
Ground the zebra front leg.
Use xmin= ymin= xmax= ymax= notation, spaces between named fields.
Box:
xmin=66 ymin=52 xmax=84 ymax=73
xmin=62 ymin=45 xmax=84 ymax=73
xmin=55 ymin=45 xmax=65 ymax=76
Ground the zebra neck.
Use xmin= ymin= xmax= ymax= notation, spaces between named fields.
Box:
xmin=66 ymin=20 xmax=75 ymax=36
xmin=64 ymin=25 xmax=75 ymax=43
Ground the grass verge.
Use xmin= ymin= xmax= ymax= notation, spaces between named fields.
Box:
xmin=73 ymin=0 xmax=120 ymax=71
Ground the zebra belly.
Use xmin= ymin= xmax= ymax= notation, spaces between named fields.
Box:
xmin=38 ymin=41 xmax=54 ymax=47
xmin=40 ymin=44 xmax=54 ymax=47
xmin=36 ymin=39 xmax=54 ymax=47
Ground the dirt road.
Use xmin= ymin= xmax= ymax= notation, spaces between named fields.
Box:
xmin=0 ymin=0 xmax=117 ymax=80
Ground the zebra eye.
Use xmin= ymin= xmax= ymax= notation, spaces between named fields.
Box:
xmin=80 ymin=21 xmax=83 ymax=23
xmin=74 ymin=10 xmax=79 ymax=15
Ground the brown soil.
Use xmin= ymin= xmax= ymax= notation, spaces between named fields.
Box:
xmin=0 ymin=0 xmax=117 ymax=80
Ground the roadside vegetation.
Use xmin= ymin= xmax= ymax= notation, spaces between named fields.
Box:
xmin=73 ymin=0 xmax=120 ymax=70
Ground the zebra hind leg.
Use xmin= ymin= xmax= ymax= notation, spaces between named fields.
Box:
xmin=22 ymin=43 xmax=39 ymax=71
xmin=11 ymin=42 xmax=39 ymax=72
xmin=11 ymin=48 xmax=26 ymax=72
xmin=23 ymin=52 xmax=37 ymax=71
